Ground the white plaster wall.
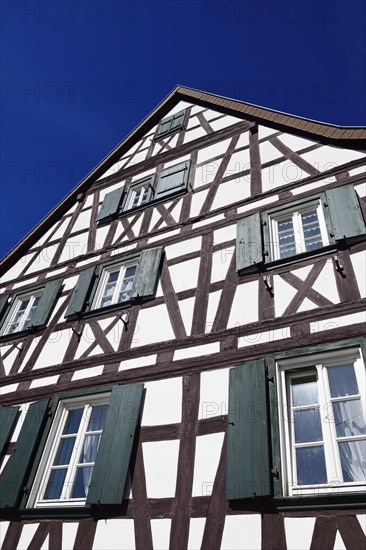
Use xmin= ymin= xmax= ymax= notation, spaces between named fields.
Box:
xmin=212 ymin=178 xmax=251 ymax=210
xmin=192 ymin=433 xmax=225 ymax=497
xmin=223 ymin=149 xmax=250 ymax=179
xmin=194 ymin=161 xmax=220 ymax=189
xmin=236 ymin=195 xmax=277 ymax=214
xmin=150 ymin=519 xmax=171 ymax=549
xmin=174 ymin=342 xmax=220 ymax=361
xmin=183 ymin=126 xmax=208 ymax=143
xmin=45 ymin=267 xmax=67 ymax=278
xmin=297 ymin=297 xmax=318 ymax=312
xmin=62 ymin=523 xmax=79 ymax=550
xmin=187 ymin=518 xmax=206 ymax=550
xmin=58 ymin=233 xmax=88 ymax=263
xmin=177 ymin=296 xmax=195 ymax=335
xmin=237 ymin=131 xmax=250 ymax=148
xmin=73 ymin=209 xmax=91 ymax=232
xmin=11 ymin=276 xmax=38 ymax=289
xmin=60 ymin=275 xmax=78 ymax=292
xmin=0 ymin=253 xmax=36 ymax=282
xmin=118 ymin=355 xmax=157 ymax=371
xmin=190 ymin=189 xmax=209 ymax=218
xmin=1 ymin=346 xmax=19 ymax=376
xmin=262 ymin=160 xmax=307 ymax=193
xmin=0 ymin=522 xmax=9 ymax=548
xmin=312 ymin=260 xmax=339 ymax=303
xmin=71 ymin=365 xmax=104 ymax=381
xmin=351 ymin=251 xmax=366 ymax=298
xmin=209 ymin=115 xmax=242 ymax=131
xmin=274 ymin=276 xmax=298 ymax=317
xmin=291 ymin=265 xmax=313 ymax=280
xmin=23 ymin=245 xmax=57 ymax=274
xmin=206 ymin=290 xmax=222 ymax=330
xmin=124 ymin=148 xmax=148 ymax=167
xmin=357 ymin=514 xmax=366 ymax=535
xmin=148 ymin=229 xmax=180 ymax=244
xmin=30 ymin=375 xmax=59 ymax=389
xmin=0 ymin=456 xmax=10 ymax=475
xmin=214 ymin=224 xmax=236 ymax=245
xmin=143 ymin=440 xmax=179 ymax=498
xmin=197 ymin=139 xmax=230 ymax=165
xmin=165 ymin=237 xmax=202 ymax=260
xmin=211 ymin=246 xmax=235 ymax=283
xmin=169 ymin=258 xmax=200 ymax=293
xmin=199 ymin=368 xmax=229 ymax=420
xmin=311 ymin=312 xmax=366 ymax=334
xmin=141 ymin=377 xmax=182 ymax=426
xmin=16 ymin=524 xmax=41 ymax=549
xmin=302 ymin=146 xmax=365 ymax=172
xmin=221 ymin=515 xmax=261 ymax=550
xmin=0 ymin=383 xmax=18 ymax=395
xmin=227 ymin=281 xmax=259 ymax=328
xmin=284 ymin=517 xmax=316 ymax=550
xmin=193 ymin=214 xmax=225 ymax=229
xmin=292 ymin=177 xmax=336 ymax=196
xmin=99 ymin=181 xmax=126 ymax=201
xmin=238 ymin=327 xmax=290 ymax=349
xmin=258 ymin=125 xmax=278 ymax=139
xmin=93 ymin=519 xmax=135 ymax=550
xmin=95 ymin=225 xmax=110 ymax=249
xmin=334 ymin=531 xmax=347 ymax=550
xmin=278 ymin=133 xmax=316 ymax=151
xmin=260 ymin=140 xmax=284 ymax=164
xmin=131 ymin=304 xmax=175 ymax=347
xmin=48 ymin=218 xmax=70 ymax=241
xmin=163 ymin=154 xmax=191 ymax=169
xmin=33 ymin=329 xmax=73 ymax=369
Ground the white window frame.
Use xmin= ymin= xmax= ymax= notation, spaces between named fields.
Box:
xmin=269 ymin=200 xmax=329 ymax=261
xmin=0 ymin=291 xmax=43 ymax=336
xmin=91 ymin=261 xmax=138 ymax=310
xmin=27 ymin=393 xmax=110 ymax=508
xmin=126 ymin=182 xmax=150 ymax=210
xmin=277 ymin=348 xmax=366 ymax=497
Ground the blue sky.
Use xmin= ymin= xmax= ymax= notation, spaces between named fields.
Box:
xmin=1 ymin=0 xmax=365 ymax=260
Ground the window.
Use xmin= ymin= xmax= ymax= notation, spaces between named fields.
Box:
xmin=28 ymin=394 xmax=109 ymax=507
xmin=154 ymin=109 xmax=187 ymax=140
xmin=226 ymin=341 xmax=366 ymax=502
xmin=236 ymin=185 xmax=366 ymax=272
xmin=269 ymin=200 xmax=328 ymax=260
xmin=65 ymin=248 xmax=163 ymax=319
xmin=1 ymin=292 xmax=42 ymax=335
xmin=0 ymin=280 xmax=62 ymax=339
xmin=97 ymin=161 xmax=190 ymax=222
xmin=0 ymin=384 xmax=144 ymax=512
xmin=92 ymin=262 xmax=137 ymax=309
xmin=278 ymin=350 xmax=366 ymax=497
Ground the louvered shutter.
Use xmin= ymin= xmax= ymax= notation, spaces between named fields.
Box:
xmin=0 ymin=399 xmax=50 ymax=509
xmin=170 ymin=110 xmax=186 ymax=131
xmin=0 ymin=406 xmax=20 ymax=462
xmin=0 ymin=294 xmax=11 ymax=330
xmin=65 ymin=267 xmax=96 ymax=318
xmin=132 ymin=247 xmax=163 ymax=299
xmin=227 ymin=360 xmax=271 ymax=499
xmin=30 ymin=280 xmax=63 ymax=328
xmin=86 ymin=384 xmax=144 ymax=505
xmin=155 ymin=161 xmax=190 ymax=200
xmin=97 ymin=188 xmax=124 ymax=222
xmin=236 ymin=213 xmax=263 ymax=272
xmin=325 ymin=185 xmax=366 ymax=241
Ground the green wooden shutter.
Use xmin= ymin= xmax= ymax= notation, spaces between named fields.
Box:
xmin=156 ymin=115 xmax=173 ymax=138
xmin=0 ymin=399 xmax=49 ymax=509
xmin=0 ymin=406 xmax=20 ymax=460
xmin=236 ymin=213 xmax=263 ymax=272
xmin=132 ymin=247 xmax=163 ymax=299
xmin=227 ymin=360 xmax=271 ymax=499
xmin=86 ymin=384 xmax=144 ymax=505
xmin=30 ymin=280 xmax=63 ymax=328
xmin=155 ymin=161 xmax=190 ymax=200
xmin=97 ymin=187 xmax=124 ymax=222
xmin=65 ymin=267 xmax=95 ymax=318
xmin=0 ymin=294 xmax=11 ymax=330
xmin=325 ymin=185 xmax=366 ymax=241
xmin=170 ymin=110 xmax=186 ymax=131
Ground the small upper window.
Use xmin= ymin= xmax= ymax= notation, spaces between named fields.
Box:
xmin=1 ymin=292 xmax=42 ymax=335
xmin=122 ymin=175 xmax=154 ymax=213
xmin=154 ymin=109 xmax=187 ymax=140
xmin=278 ymin=350 xmax=366 ymax=497
xmin=92 ymin=262 xmax=138 ymax=310
xmin=29 ymin=394 xmax=110 ymax=507
xmin=269 ymin=200 xmax=329 ymax=261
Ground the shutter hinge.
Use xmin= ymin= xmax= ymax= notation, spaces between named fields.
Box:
xmin=266 ymin=373 xmax=274 ymax=383
xmin=23 ymin=485 xmax=29 ymax=494
xmin=271 ymin=467 xmax=279 ymax=479
xmin=261 ymin=220 xmax=267 ymax=226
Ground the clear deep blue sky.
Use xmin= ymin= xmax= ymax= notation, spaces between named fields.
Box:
xmin=1 ymin=0 xmax=365 ymax=260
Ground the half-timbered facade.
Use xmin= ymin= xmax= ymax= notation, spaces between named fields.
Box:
xmin=0 ymin=86 xmax=365 ymax=549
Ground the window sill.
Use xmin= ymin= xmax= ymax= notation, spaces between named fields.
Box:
xmin=274 ymin=492 xmax=366 ymax=510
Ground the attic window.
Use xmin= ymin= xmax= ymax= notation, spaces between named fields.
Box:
xmin=154 ymin=109 xmax=187 ymax=140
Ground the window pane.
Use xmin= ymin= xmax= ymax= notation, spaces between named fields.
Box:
xmin=333 ymin=400 xmax=366 ymax=438
xmin=296 ymin=446 xmax=327 ymax=485
xmin=44 ymin=469 xmax=67 ymax=500
xmin=79 ymin=434 xmax=101 ymax=463
xmin=328 ymin=364 xmax=358 ymax=397
xmin=338 ymin=440 xmax=366 ymax=482
xmin=53 ymin=437 xmax=76 ymax=465
xmin=71 ymin=466 xmax=94 ymax=498
xmin=88 ymin=404 xmax=108 ymax=431
xmin=291 ymin=376 xmax=318 ymax=407
xmin=63 ymin=408 xmax=83 ymax=434
xmin=294 ymin=408 xmax=323 ymax=443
